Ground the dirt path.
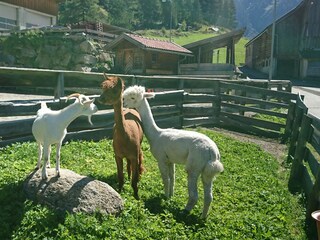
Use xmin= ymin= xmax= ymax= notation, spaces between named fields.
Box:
xmin=214 ymin=128 xmax=287 ymax=161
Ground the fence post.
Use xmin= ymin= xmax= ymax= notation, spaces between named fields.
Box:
xmin=287 ymin=106 xmax=305 ymax=160
xmin=283 ymin=101 xmax=296 ymax=142
xmin=55 ymin=72 xmax=65 ymax=99
xmin=288 ymin=114 xmax=312 ymax=193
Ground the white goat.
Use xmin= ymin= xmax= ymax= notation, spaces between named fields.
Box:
xmin=123 ymin=86 xmax=224 ymax=219
xmin=32 ymin=93 xmax=98 ymax=179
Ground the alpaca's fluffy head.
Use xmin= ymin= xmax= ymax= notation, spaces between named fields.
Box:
xmin=123 ymin=85 xmax=154 ymax=109
xmin=99 ymin=75 xmax=124 ymax=105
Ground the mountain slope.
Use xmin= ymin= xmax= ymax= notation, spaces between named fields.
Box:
xmin=234 ymin=0 xmax=302 ymax=38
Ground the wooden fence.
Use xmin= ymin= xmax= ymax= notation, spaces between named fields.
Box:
xmin=286 ymin=93 xmax=320 ymax=235
xmin=0 ymin=70 xmax=297 ymax=147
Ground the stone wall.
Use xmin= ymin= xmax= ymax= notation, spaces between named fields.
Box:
xmin=0 ymin=30 xmax=113 ymax=72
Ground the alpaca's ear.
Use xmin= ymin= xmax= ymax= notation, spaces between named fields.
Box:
xmin=144 ymin=92 xmax=155 ymax=99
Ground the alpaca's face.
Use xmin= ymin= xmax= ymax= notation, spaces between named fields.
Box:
xmin=123 ymin=87 xmax=144 ymax=109
xmin=98 ymin=77 xmax=123 ymax=105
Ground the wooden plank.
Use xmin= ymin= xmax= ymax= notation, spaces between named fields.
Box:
xmin=220 ymin=82 xmax=297 ymax=102
xmin=221 ymin=102 xmax=287 ymax=119
xmin=220 ymin=111 xmax=285 ymax=131
xmin=221 ymin=94 xmax=288 ymax=108
xmin=183 ymin=117 xmax=217 ymax=127
xmin=219 ymin=115 xmax=281 ymax=138
xmin=0 ymin=118 xmax=34 ymax=139
xmin=302 ymin=165 xmax=314 ymax=197
xmin=306 ymin=148 xmax=320 ymax=178
xmin=283 ymin=101 xmax=296 ymax=142
xmin=0 ymin=102 xmax=41 ymax=116
xmin=183 ymin=105 xmax=215 ymax=118
xmin=148 ymin=90 xmax=184 ymax=106
xmin=183 ymin=93 xmax=218 ymax=103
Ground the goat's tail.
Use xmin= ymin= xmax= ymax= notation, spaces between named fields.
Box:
xmin=36 ymin=102 xmax=50 ymax=116
xmin=203 ymin=152 xmax=224 ymax=180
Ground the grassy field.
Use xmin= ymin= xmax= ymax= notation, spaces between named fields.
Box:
xmin=138 ymin=28 xmax=249 ymax=66
xmin=0 ymin=128 xmax=307 ymax=239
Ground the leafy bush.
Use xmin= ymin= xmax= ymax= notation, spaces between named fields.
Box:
xmin=0 ymin=129 xmax=306 ymax=239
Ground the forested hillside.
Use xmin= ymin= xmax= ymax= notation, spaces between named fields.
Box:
xmin=58 ymin=0 xmax=237 ymax=30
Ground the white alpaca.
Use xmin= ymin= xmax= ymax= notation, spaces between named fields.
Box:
xmin=32 ymin=93 xmax=98 ymax=179
xmin=123 ymin=86 xmax=224 ymax=218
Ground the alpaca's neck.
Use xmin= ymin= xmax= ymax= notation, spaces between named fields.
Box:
xmin=59 ymin=103 xmax=83 ymax=128
xmin=113 ymin=99 xmax=126 ymax=132
xmin=138 ymin=98 xmax=161 ymax=140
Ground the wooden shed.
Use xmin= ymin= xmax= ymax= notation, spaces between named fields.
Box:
xmin=105 ymin=33 xmax=193 ymax=75
xmin=245 ymin=0 xmax=320 ymax=79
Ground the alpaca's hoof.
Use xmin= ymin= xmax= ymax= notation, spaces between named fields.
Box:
xmin=134 ymin=193 xmax=140 ymax=200
xmin=181 ymin=209 xmax=190 ymax=215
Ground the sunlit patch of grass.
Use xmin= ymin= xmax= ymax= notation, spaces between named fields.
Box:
xmin=0 ymin=128 xmax=307 ymax=239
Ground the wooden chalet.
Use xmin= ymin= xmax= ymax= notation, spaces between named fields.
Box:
xmin=105 ymin=33 xmax=193 ymax=75
xmin=245 ymin=0 xmax=320 ymax=79
xmin=0 ymin=0 xmax=58 ymax=30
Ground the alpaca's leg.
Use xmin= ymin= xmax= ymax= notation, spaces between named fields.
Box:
xmin=36 ymin=143 xmax=43 ymax=169
xmin=55 ymin=142 xmax=62 ymax=177
xmin=115 ymin=156 xmax=124 ymax=192
xmin=42 ymin=145 xmax=50 ymax=179
xmin=168 ymin=163 xmax=175 ymax=197
xmin=158 ymin=161 xmax=170 ymax=198
xmin=46 ymin=145 xmax=51 ymax=168
xmin=184 ymin=172 xmax=199 ymax=213
xmin=130 ymin=157 xmax=140 ymax=200
xmin=138 ymin=148 xmax=144 ymax=175
xmin=126 ymin=159 xmax=131 ymax=180
xmin=201 ymin=173 xmax=214 ymax=219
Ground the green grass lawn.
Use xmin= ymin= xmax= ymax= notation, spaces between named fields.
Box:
xmin=0 ymin=128 xmax=306 ymax=239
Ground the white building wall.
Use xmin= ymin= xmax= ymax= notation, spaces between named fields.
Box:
xmin=0 ymin=2 xmax=56 ymax=30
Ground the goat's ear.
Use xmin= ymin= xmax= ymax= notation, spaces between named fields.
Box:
xmin=144 ymin=92 xmax=155 ymax=99
xmin=83 ymin=99 xmax=94 ymax=106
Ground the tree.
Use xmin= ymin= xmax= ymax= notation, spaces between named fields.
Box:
xmin=139 ymin=0 xmax=162 ymax=29
xmin=99 ymin=0 xmax=140 ymax=29
xmin=58 ymin=0 xmax=109 ymax=25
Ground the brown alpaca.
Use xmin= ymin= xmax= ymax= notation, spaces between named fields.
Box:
xmin=98 ymin=75 xmax=144 ymax=199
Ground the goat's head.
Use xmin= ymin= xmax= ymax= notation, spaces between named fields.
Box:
xmin=123 ymin=85 xmax=155 ymax=109
xmin=67 ymin=93 xmax=98 ymax=125
xmin=98 ymin=74 xmax=124 ymax=105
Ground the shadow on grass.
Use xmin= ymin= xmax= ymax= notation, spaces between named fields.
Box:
xmin=0 ymin=179 xmax=65 ymax=240
xmin=144 ymin=195 xmax=206 ymax=227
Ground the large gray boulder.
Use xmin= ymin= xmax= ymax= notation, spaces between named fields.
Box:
xmin=24 ymin=168 xmax=123 ymax=215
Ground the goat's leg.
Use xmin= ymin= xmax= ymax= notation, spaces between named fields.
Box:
xmin=158 ymin=161 xmax=170 ymax=198
xmin=36 ymin=143 xmax=43 ymax=169
xmin=168 ymin=163 xmax=175 ymax=197
xmin=115 ymin=156 xmax=124 ymax=192
xmin=201 ymin=173 xmax=214 ymax=219
xmin=130 ymin=157 xmax=140 ymax=200
xmin=55 ymin=142 xmax=62 ymax=177
xmin=184 ymin=171 xmax=199 ymax=213
xmin=42 ymin=145 xmax=50 ymax=179
xmin=46 ymin=145 xmax=51 ymax=168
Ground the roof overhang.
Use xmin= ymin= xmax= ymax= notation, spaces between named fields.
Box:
xmin=183 ymin=28 xmax=245 ymax=51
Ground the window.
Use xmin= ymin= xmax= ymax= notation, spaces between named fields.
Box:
xmin=0 ymin=17 xmax=16 ymax=30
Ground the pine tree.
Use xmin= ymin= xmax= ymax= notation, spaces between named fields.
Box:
xmin=58 ymin=0 xmax=108 ymax=25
